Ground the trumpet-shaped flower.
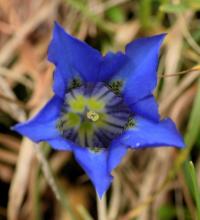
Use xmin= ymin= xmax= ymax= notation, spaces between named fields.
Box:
xmin=12 ymin=22 xmax=184 ymax=198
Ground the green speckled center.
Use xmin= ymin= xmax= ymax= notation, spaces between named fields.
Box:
xmin=57 ymin=82 xmax=132 ymax=149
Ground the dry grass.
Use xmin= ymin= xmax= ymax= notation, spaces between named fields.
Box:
xmin=0 ymin=0 xmax=200 ymax=219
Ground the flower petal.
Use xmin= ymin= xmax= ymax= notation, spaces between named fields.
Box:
xmin=52 ymin=68 xmax=68 ymax=99
xmin=112 ymin=34 xmax=166 ymax=105
xmin=48 ymin=22 xmax=102 ymax=97
xmin=99 ymin=51 xmax=127 ymax=81
xmin=119 ymin=116 xmax=184 ymax=148
xmin=108 ymin=141 xmax=128 ymax=173
xmin=130 ymin=95 xmax=160 ymax=122
xmin=47 ymin=136 xmax=72 ymax=151
xmin=12 ymin=96 xmax=63 ymax=142
xmin=73 ymin=146 xmax=113 ymax=198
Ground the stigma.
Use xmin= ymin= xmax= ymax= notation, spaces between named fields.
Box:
xmin=87 ymin=110 xmax=99 ymax=122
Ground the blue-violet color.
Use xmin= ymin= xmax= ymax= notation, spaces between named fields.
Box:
xmin=12 ymin=22 xmax=184 ymax=198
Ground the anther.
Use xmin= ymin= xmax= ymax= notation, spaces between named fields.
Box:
xmin=87 ymin=110 xmax=99 ymax=122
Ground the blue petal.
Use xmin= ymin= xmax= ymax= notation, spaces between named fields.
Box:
xmin=119 ymin=116 xmax=184 ymax=148
xmin=130 ymin=95 xmax=160 ymax=122
xmin=47 ymin=136 xmax=72 ymax=151
xmin=108 ymin=140 xmax=128 ymax=173
xmin=112 ymin=34 xmax=166 ymax=105
xmin=73 ymin=146 xmax=113 ymax=198
xmin=98 ymin=52 xmax=127 ymax=81
xmin=12 ymin=96 xmax=63 ymax=142
xmin=48 ymin=22 xmax=102 ymax=97
xmin=52 ymin=68 xmax=68 ymax=99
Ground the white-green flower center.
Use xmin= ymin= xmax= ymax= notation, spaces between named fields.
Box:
xmin=57 ymin=82 xmax=133 ymax=150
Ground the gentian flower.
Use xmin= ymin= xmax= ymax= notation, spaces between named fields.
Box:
xmin=12 ymin=22 xmax=184 ymax=198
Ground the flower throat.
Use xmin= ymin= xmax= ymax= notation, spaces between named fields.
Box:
xmin=57 ymin=82 xmax=133 ymax=150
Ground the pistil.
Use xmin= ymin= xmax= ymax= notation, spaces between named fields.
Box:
xmin=87 ymin=110 xmax=99 ymax=122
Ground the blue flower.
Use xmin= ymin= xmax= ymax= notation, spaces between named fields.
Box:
xmin=12 ymin=22 xmax=184 ymax=198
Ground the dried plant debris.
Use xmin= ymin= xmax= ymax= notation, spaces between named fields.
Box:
xmin=0 ymin=1 xmax=200 ymax=220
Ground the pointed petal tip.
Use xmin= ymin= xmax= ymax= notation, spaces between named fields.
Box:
xmin=53 ymin=20 xmax=60 ymax=27
xmin=118 ymin=116 xmax=185 ymax=150
xmin=11 ymin=123 xmax=31 ymax=138
xmin=11 ymin=122 xmax=24 ymax=133
xmin=53 ymin=21 xmax=65 ymax=33
xmin=97 ymin=193 xmax=104 ymax=200
xmin=10 ymin=124 xmax=16 ymax=131
xmin=156 ymin=32 xmax=167 ymax=39
xmin=155 ymin=32 xmax=167 ymax=44
xmin=48 ymin=21 xmax=68 ymax=63
xmin=95 ymin=175 xmax=113 ymax=199
xmin=73 ymin=146 xmax=113 ymax=198
xmin=118 ymin=32 xmax=167 ymax=104
xmin=174 ymin=137 xmax=185 ymax=149
xmin=125 ymin=32 xmax=167 ymax=54
xmin=10 ymin=123 xmax=37 ymax=143
xmin=163 ymin=117 xmax=185 ymax=149
xmin=148 ymin=32 xmax=167 ymax=41
xmin=96 ymin=191 xmax=106 ymax=200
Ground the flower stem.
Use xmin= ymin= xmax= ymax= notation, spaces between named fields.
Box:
xmin=97 ymin=194 xmax=107 ymax=220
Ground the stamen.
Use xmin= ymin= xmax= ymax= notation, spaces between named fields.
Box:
xmin=87 ymin=110 xmax=99 ymax=122
xmin=124 ymin=117 xmax=135 ymax=130
xmin=69 ymin=78 xmax=82 ymax=90
xmin=108 ymin=80 xmax=123 ymax=95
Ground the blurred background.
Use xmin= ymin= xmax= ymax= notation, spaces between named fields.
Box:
xmin=1 ymin=0 xmax=200 ymax=219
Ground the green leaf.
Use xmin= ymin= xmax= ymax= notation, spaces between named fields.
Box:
xmin=184 ymin=79 xmax=200 ymax=148
xmin=157 ymin=204 xmax=176 ymax=220
xmin=64 ymin=0 xmax=111 ymax=32
xmin=186 ymin=161 xmax=200 ymax=219
xmin=189 ymin=0 xmax=200 ymax=10
xmin=160 ymin=3 xmax=188 ymax=13
xmin=106 ymin=6 xmax=125 ymax=23
xmin=138 ymin=0 xmax=152 ymax=28
xmin=184 ymin=160 xmax=194 ymax=197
